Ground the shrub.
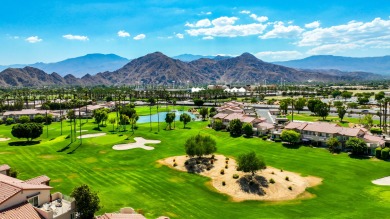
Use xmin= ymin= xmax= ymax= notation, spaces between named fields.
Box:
xmin=173 ymin=163 xmax=177 ymax=167
xmin=6 ymin=118 xmax=15 ymax=125
xmin=370 ymin=127 xmax=382 ymax=135
xmin=9 ymin=169 xmax=18 ymax=178
xmin=280 ymin=169 xmax=284 ymax=172
xmin=375 ymin=147 xmax=382 ymax=159
xmin=285 ymin=176 xmax=289 ymax=181
xmin=222 ymin=181 xmax=226 ymax=186
xmin=184 ymin=161 xmax=189 ymax=165
xmin=381 ymin=147 xmax=390 ymax=160
xmin=233 ymin=174 xmax=239 ymax=179
xmin=210 ymin=159 xmax=214 ymax=164
xmin=274 ymin=138 xmax=282 ymax=142
xmin=18 ymin=115 xmax=30 ymax=124
xmin=225 ymin=157 xmax=229 ymax=160
xmin=225 ymin=165 xmax=228 ymax=169
xmin=220 ymin=169 xmax=225 ymax=175
xmin=225 ymin=160 xmax=229 ymax=164
xmin=262 ymin=136 xmax=268 ymax=140
xmin=271 ymin=171 xmax=274 ymax=174
xmin=288 ymin=186 xmax=292 ymax=190
xmin=269 ymin=178 xmax=275 ymax=184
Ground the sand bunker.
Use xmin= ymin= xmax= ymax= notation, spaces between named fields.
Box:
xmin=372 ymin=176 xmax=390 ymax=186
xmin=77 ymin=133 xmax=106 ymax=139
xmin=159 ymin=155 xmax=322 ymax=202
xmin=113 ymin=137 xmax=161 ymax=151
xmin=0 ymin=138 xmax=11 ymax=142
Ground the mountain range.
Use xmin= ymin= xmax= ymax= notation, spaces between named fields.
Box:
xmin=274 ymin=55 xmax=390 ymax=75
xmin=0 ymin=52 xmax=384 ymax=87
xmin=0 ymin=54 xmax=129 ymax=78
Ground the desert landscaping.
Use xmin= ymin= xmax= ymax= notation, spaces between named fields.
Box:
xmin=159 ymin=154 xmax=322 ymax=202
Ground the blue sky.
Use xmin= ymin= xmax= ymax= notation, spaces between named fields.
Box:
xmin=1 ymin=0 xmax=390 ymax=64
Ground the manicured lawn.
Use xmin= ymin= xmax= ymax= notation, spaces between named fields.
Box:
xmin=286 ymin=113 xmax=379 ymax=127
xmin=0 ymin=116 xmax=389 ymax=218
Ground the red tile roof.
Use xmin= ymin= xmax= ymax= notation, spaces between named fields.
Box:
xmin=212 ymin=113 xmax=228 ymax=119
xmin=284 ymin=122 xmax=308 ymax=130
xmin=303 ymin=122 xmax=340 ymax=133
xmin=257 ymin=123 xmax=274 ymax=129
xmin=25 ymin=175 xmax=50 ymax=185
xmin=97 ymin=213 xmax=146 ymax=219
xmin=0 ymin=182 xmax=21 ymax=205
xmin=0 ymin=164 xmax=10 ymax=172
xmin=0 ymin=174 xmax=52 ymax=190
xmin=0 ymin=202 xmax=44 ymax=219
xmin=338 ymin=128 xmax=363 ymax=137
xmin=364 ymin=134 xmax=385 ymax=146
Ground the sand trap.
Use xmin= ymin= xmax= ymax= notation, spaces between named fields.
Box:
xmin=113 ymin=137 xmax=161 ymax=151
xmin=0 ymin=138 xmax=11 ymax=142
xmin=372 ymin=176 xmax=390 ymax=186
xmin=159 ymin=155 xmax=322 ymax=202
xmin=77 ymin=133 xmax=106 ymax=139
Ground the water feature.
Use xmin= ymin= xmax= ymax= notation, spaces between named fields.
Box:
xmin=137 ymin=110 xmax=197 ymax=123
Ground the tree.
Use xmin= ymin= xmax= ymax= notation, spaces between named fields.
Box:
xmin=358 ymin=97 xmax=369 ymax=105
xmin=11 ymin=123 xmax=43 ymax=142
xmin=184 ymin=134 xmax=217 ymax=158
xmin=361 ymin=114 xmax=374 ymax=128
xmin=333 ymin=101 xmax=343 ymax=108
xmin=213 ymin=119 xmax=223 ymax=131
xmin=337 ymin=106 xmax=347 ymax=122
xmin=71 ymin=184 xmax=101 ymax=219
xmin=93 ymin=109 xmax=107 ymax=129
xmin=193 ymin=99 xmax=204 ymax=107
xmin=326 ymin=137 xmax=340 ymax=153
xmin=129 ymin=113 xmax=139 ymax=132
xmin=229 ymin=119 xmax=242 ymax=137
xmin=120 ymin=114 xmax=129 ymax=131
xmin=242 ymin=123 xmax=253 ymax=137
xmin=237 ymin=151 xmax=266 ymax=177
xmin=332 ymin=90 xmax=342 ymax=98
xmin=345 ymin=137 xmax=367 ymax=155
xmin=109 ymin=118 xmax=116 ymax=132
xmin=279 ymin=99 xmax=289 ymax=114
xmin=199 ymin=107 xmax=208 ymax=120
xmin=45 ymin=114 xmax=53 ymax=125
xmin=341 ymin=91 xmax=353 ymax=100
xmin=307 ymin=99 xmax=322 ymax=114
xmin=314 ymin=102 xmax=329 ymax=120
xmin=165 ymin=112 xmax=176 ymax=130
xmin=294 ymin=97 xmax=306 ymax=114
xmin=280 ymin=130 xmax=301 ymax=145
xmin=179 ymin=113 xmax=191 ymax=128
xmin=18 ymin=115 xmax=30 ymax=124
xmin=209 ymin=107 xmax=217 ymax=117
xmin=34 ymin=114 xmax=45 ymax=123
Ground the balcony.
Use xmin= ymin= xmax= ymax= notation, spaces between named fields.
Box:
xmin=36 ymin=192 xmax=75 ymax=219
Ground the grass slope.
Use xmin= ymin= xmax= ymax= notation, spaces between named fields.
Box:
xmin=0 ymin=116 xmax=389 ymax=218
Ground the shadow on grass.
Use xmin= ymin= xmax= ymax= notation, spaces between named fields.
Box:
xmin=282 ymin=143 xmax=301 ymax=149
xmin=184 ymin=157 xmax=214 ymax=173
xmin=238 ymin=175 xmax=268 ymax=195
xmin=8 ymin=141 xmax=40 ymax=146
xmin=348 ymin=154 xmax=371 ymax=160
xmin=183 ymin=127 xmax=192 ymax=129
xmin=67 ymin=142 xmax=82 ymax=154
xmin=93 ymin=127 xmax=102 ymax=131
xmin=57 ymin=142 xmax=73 ymax=152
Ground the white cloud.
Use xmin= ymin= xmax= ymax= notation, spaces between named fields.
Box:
xmin=176 ymin=33 xmax=184 ymax=39
xmin=185 ymin=18 xmax=212 ymax=28
xmin=307 ymin=43 xmax=359 ymax=55
xmin=250 ymin=14 xmax=268 ymax=23
xmin=133 ymin=34 xmax=146 ymax=40
xmin=305 ymin=21 xmax=320 ymax=29
xmin=298 ymin=17 xmax=390 ymax=47
xmin=202 ymin=36 xmax=214 ymax=40
xmin=63 ymin=34 xmax=89 ymax=41
xmin=199 ymin=11 xmax=212 ymax=15
xmin=117 ymin=30 xmax=130 ymax=37
xmin=255 ymin=51 xmax=303 ymax=61
xmin=25 ymin=36 xmax=42 ymax=43
xmin=212 ymin=16 xmax=238 ymax=26
xmin=240 ymin=10 xmax=251 ymax=14
xmin=186 ymin=23 xmax=267 ymax=37
xmin=260 ymin=21 xmax=304 ymax=39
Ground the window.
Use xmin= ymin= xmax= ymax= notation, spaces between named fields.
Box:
xmin=28 ymin=196 xmax=39 ymax=207
xmin=71 ymin=212 xmax=76 ymax=219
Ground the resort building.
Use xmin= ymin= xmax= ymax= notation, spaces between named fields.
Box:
xmin=279 ymin=121 xmax=385 ymax=154
xmin=96 ymin=207 xmax=147 ymax=219
xmin=0 ymin=165 xmax=75 ymax=219
xmin=2 ymin=109 xmax=61 ymax=122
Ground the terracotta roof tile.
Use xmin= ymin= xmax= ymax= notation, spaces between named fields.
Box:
xmin=364 ymin=134 xmax=385 ymax=146
xmin=0 ymin=174 xmax=52 ymax=190
xmin=212 ymin=113 xmax=228 ymax=119
xmin=0 ymin=202 xmax=43 ymax=219
xmin=25 ymin=175 xmax=50 ymax=185
xmin=0 ymin=164 xmax=10 ymax=172
xmin=0 ymin=182 xmax=21 ymax=205
xmin=285 ymin=122 xmax=308 ymax=130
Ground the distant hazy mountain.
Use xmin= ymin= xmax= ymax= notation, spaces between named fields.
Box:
xmin=0 ymin=54 xmax=129 ymax=77
xmin=0 ymin=52 xmax=384 ymax=87
xmin=274 ymin=55 xmax=390 ymax=75
xmin=173 ymin=54 xmax=231 ymax=62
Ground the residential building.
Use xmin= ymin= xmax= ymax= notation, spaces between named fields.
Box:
xmin=0 ymin=166 xmax=75 ymax=219
xmin=96 ymin=207 xmax=147 ymax=219
xmin=0 ymin=164 xmax=10 ymax=176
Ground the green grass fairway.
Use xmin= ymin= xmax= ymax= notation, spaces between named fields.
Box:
xmin=0 ymin=116 xmax=389 ymax=218
xmin=286 ymin=113 xmax=379 ymax=127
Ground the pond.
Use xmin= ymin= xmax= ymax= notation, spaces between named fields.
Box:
xmin=137 ymin=111 xmax=197 ymax=123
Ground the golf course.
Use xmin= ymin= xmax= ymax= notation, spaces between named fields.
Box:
xmin=0 ymin=109 xmax=389 ymax=218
